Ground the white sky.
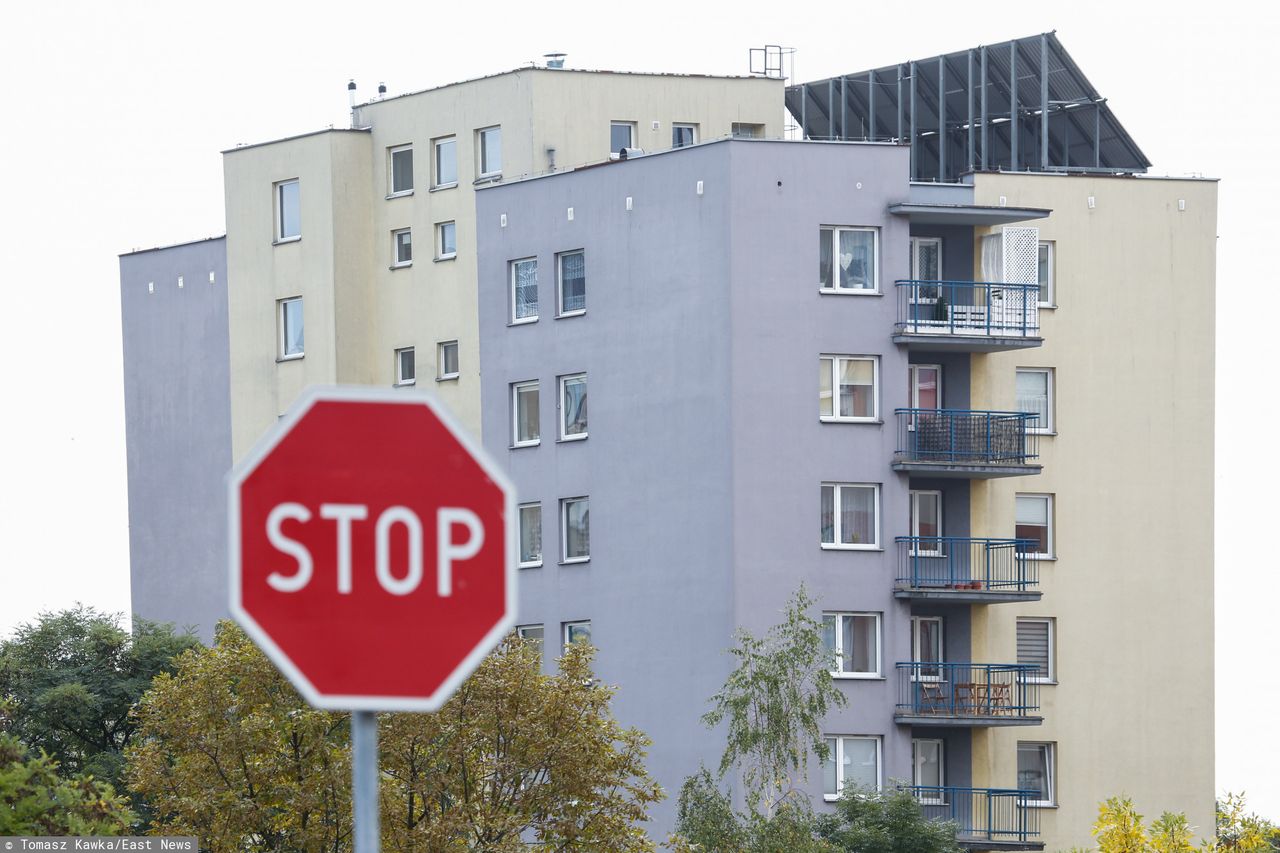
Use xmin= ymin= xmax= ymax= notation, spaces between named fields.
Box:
xmin=1 ymin=0 xmax=1275 ymax=822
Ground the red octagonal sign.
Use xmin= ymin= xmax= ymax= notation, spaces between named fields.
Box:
xmin=229 ymin=387 xmax=517 ymax=711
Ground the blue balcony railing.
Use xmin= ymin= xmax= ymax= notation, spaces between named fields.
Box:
xmin=894 ymin=409 xmax=1039 ymax=466
xmin=895 ymin=537 xmax=1038 ymax=592
xmin=895 ymin=280 xmax=1041 ymax=337
xmin=896 ymin=662 xmax=1041 ymax=720
xmin=906 ymin=786 xmax=1041 ymax=844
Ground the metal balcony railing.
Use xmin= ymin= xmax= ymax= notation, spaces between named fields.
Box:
xmin=895 ymin=280 xmax=1041 ymax=337
xmin=894 ymin=409 xmax=1039 ymax=466
xmin=906 ymin=786 xmax=1041 ymax=844
xmin=895 ymin=537 xmax=1038 ymax=592
xmin=895 ymin=662 xmax=1041 ymax=720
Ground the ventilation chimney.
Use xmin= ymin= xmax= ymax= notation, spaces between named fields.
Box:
xmin=348 ymin=79 xmax=358 ymax=128
xmin=544 ymin=53 xmax=566 ymax=69
xmin=378 ymin=82 xmax=387 ymax=99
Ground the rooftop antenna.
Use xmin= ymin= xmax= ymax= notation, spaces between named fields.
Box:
xmin=544 ymin=52 xmax=566 ymax=69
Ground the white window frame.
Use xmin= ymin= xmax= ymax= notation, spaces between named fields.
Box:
xmin=1017 ymin=741 xmax=1056 ymax=807
xmin=557 ymin=250 xmax=586 ymax=317
xmin=394 ymin=347 xmax=415 ymax=386
xmin=516 ymin=624 xmax=544 ymax=658
xmin=823 ymin=735 xmax=882 ymax=800
xmin=909 ymin=364 xmax=943 ymax=410
xmin=910 ymin=236 xmax=943 ymax=302
xmin=1016 ymin=367 xmax=1054 ymax=434
xmin=436 ymin=221 xmax=457 ymax=260
xmin=392 ymin=228 xmax=412 ymax=268
xmin=433 ymin=136 xmax=458 ymax=189
xmin=274 ymin=179 xmax=300 ymax=243
xmin=820 ymin=483 xmax=880 ymax=550
xmin=563 ymin=620 xmax=591 ymax=647
xmin=518 ymin=502 xmax=543 ymax=568
xmin=822 ymin=611 xmax=881 ymax=679
xmin=510 ymin=257 xmax=538 ymax=324
xmin=477 ymin=126 xmax=502 ymax=178
xmin=1015 ymin=493 xmax=1054 ymax=559
xmin=388 ymin=144 xmax=413 ymax=197
xmin=909 ymin=490 xmax=943 ymax=556
xmin=560 ymin=496 xmax=590 ymax=564
xmin=278 ymin=296 xmax=304 ymax=360
xmin=437 ymin=340 xmax=459 ymax=381
xmin=911 ymin=615 xmax=944 ymax=681
xmin=672 ymin=123 xmax=698 ymax=147
xmin=610 ymin=121 xmax=636 ymax=153
xmin=912 ymin=738 xmax=946 ymax=800
xmin=1037 ymin=241 xmax=1055 ymax=307
xmin=511 ymin=380 xmax=540 ymax=447
xmin=559 ymin=373 xmax=587 ymax=441
xmin=1017 ymin=617 xmax=1056 ymax=684
xmin=819 ymin=226 xmax=880 ymax=294
xmin=820 ymin=355 xmax=879 ymax=422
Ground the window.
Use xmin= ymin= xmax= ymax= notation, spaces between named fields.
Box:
xmin=1017 ymin=618 xmax=1055 ymax=683
xmin=822 ymin=612 xmax=880 ymax=677
xmin=1015 ymin=494 xmax=1053 ymax=558
xmin=912 ymin=739 xmax=945 ymax=795
xmin=563 ymin=621 xmax=591 ymax=647
xmin=823 ymin=736 xmax=881 ymax=799
xmin=437 ymin=341 xmax=459 ymax=380
xmin=433 ymin=136 xmax=457 ymax=188
xmin=559 ymin=374 xmax=587 ymax=440
xmin=392 ymin=228 xmax=412 ymax=267
xmin=518 ymin=503 xmax=542 ymax=567
xmin=610 ymin=121 xmax=635 ymax=153
xmin=477 ymin=126 xmax=501 ymax=177
xmin=819 ymin=227 xmax=878 ymax=292
xmin=1017 ymin=742 xmax=1055 ymax=806
xmin=561 ymin=497 xmax=589 ymax=563
xmin=820 ymin=483 xmax=879 ymax=549
xmin=512 ymin=381 xmax=540 ymax=446
xmin=388 ymin=145 xmax=413 ymax=196
xmin=1016 ymin=368 xmax=1054 ymax=433
xmin=909 ymin=364 xmax=942 ymax=410
xmin=511 ymin=258 xmax=538 ymax=323
xmin=1037 ymin=242 xmax=1054 ymax=306
xmin=672 ymin=123 xmax=698 ymax=147
xmin=278 ymin=297 xmax=304 ymax=359
xmin=517 ymin=624 xmax=544 ymax=657
xmin=558 ymin=251 xmax=586 ymax=316
xmin=732 ymin=122 xmax=764 ymax=138
xmin=437 ymin=221 xmax=457 ymax=260
xmin=395 ymin=347 xmax=415 ymax=386
xmin=275 ymin=179 xmax=300 ymax=242
xmin=911 ymin=616 xmax=943 ymax=680
xmin=909 ymin=490 xmax=942 ymax=555
xmin=820 ymin=356 xmax=878 ymax=421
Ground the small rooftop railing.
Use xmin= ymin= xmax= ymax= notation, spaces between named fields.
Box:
xmin=895 ymin=280 xmax=1041 ymax=337
xmin=895 ymin=537 xmax=1038 ymax=593
xmin=895 ymin=662 xmax=1041 ymax=720
xmin=894 ymin=409 xmax=1039 ymax=466
xmin=906 ymin=786 xmax=1041 ymax=844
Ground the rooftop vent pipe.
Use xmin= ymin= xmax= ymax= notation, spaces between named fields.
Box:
xmin=378 ymin=82 xmax=387 ymax=99
xmin=544 ymin=53 xmax=566 ymax=69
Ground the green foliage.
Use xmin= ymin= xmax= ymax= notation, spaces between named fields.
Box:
xmin=0 ymin=604 xmax=200 ymax=793
xmin=814 ymin=787 xmax=964 ymax=853
xmin=1215 ymin=793 xmax=1276 ymax=853
xmin=1150 ymin=811 xmax=1196 ymax=853
xmin=0 ymin=732 xmax=134 ymax=835
xmin=127 ymin=622 xmax=662 ymax=852
xmin=1094 ymin=796 xmax=1147 ymax=853
xmin=671 ymin=768 xmax=747 ymax=852
xmin=700 ymin=585 xmax=846 ymax=816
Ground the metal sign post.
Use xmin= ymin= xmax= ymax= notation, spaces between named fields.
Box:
xmin=352 ymin=710 xmax=379 ymax=853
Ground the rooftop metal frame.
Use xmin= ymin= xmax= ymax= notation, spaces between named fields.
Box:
xmin=785 ymin=32 xmax=1151 ymax=183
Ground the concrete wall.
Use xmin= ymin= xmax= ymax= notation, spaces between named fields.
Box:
xmin=968 ymin=172 xmax=1217 ymax=849
xmin=120 ymin=237 xmax=230 ymax=640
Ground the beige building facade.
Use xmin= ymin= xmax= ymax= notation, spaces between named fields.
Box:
xmin=223 ymin=68 xmax=782 ymax=459
xmin=968 ymin=172 xmax=1217 ymax=850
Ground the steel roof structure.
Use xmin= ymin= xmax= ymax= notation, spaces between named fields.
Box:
xmin=785 ymin=32 xmax=1150 ymax=183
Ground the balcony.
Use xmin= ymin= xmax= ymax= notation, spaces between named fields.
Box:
xmin=907 ymin=786 xmax=1043 ymax=851
xmin=894 ymin=537 xmax=1041 ymax=602
xmin=893 ymin=409 xmax=1042 ymax=478
xmin=894 ymin=662 xmax=1042 ymax=726
xmin=894 ymin=280 xmax=1043 ymax=352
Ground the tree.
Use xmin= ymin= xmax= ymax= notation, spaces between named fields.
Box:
xmin=0 ymin=731 xmax=135 ymax=835
xmin=1093 ymin=796 xmax=1148 ymax=853
xmin=127 ymin=622 xmax=662 ymax=852
xmin=813 ymin=787 xmax=964 ymax=853
xmin=1215 ymin=793 xmax=1277 ymax=853
xmin=1149 ymin=811 xmax=1196 ymax=853
xmin=0 ymin=605 xmax=200 ymax=793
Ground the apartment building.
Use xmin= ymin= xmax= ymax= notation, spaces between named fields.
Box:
xmin=123 ymin=66 xmax=781 ymax=631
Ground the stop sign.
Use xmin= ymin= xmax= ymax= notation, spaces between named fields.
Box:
xmin=228 ymin=386 xmax=517 ymax=711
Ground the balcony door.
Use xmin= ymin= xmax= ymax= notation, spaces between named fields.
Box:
xmin=912 ymin=738 xmax=945 ymax=802
xmin=911 ymin=237 xmax=943 ymax=302
xmin=911 ymin=615 xmax=943 ymax=680
xmin=910 ymin=365 xmax=942 ymax=410
xmin=909 ymin=490 xmax=943 ymax=558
